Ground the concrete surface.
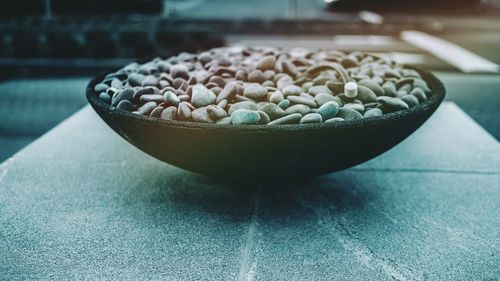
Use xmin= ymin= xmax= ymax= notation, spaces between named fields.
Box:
xmin=0 ymin=103 xmax=499 ymax=280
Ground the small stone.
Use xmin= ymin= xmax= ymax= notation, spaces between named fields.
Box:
xmin=94 ymin=83 xmax=109 ymax=92
xmin=269 ymin=91 xmax=284 ymax=104
xmin=382 ymin=83 xmax=397 ymax=97
xmin=99 ymin=92 xmax=111 ymax=104
xmin=377 ymin=96 xmax=409 ymax=112
xmin=206 ymin=105 xmax=227 ymax=120
xmin=128 ymin=73 xmax=146 ymax=87
xmin=261 ymin=103 xmax=287 ymax=120
xmin=276 ymin=76 xmax=294 ymax=90
xmin=343 ymin=103 xmax=365 ymax=113
xmin=138 ymin=101 xmax=157 ymax=116
xmin=111 ymin=88 xmax=134 ymax=107
xmin=142 ymin=75 xmax=159 ymax=87
xmin=412 ymin=78 xmax=431 ymax=94
xmin=133 ymin=87 xmax=158 ymax=103
xmin=324 ymin=117 xmax=345 ymax=123
xmin=287 ymin=95 xmax=317 ymax=108
xmin=364 ymin=108 xmax=383 ymax=118
xmin=256 ymin=55 xmax=276 ymax=71
xmin=358 ymin=79 xmax=384 ymax=96
xmin=216 ymin=117 xmax=232 ymax=125
xmin=278 ymin=99 xmax=290 ymax=109
xmin=217 ymin=82 xmax=239 ymax=103
xmin=170 ymin=64 xmax=189 ymax=80
xmin=150 ymin=106 xmax=165 ymax=118
xmin=116 ymin=100 xmax=133 ymax=112
xmin=217 ymin=99 xmax=228 ymax=109
xmin=285 ymin=104 xmax=311 ymax=115
xmin=316 ymin=101 xmax=340 ymax=120
xmin=336 ymin=108 xmax=363 ymax=121
xmin=268 ymin=113 xmax=302 ymax=125
xmin=256 ymin=111 xmax=270 ymax=124
xmin=230 ymin=109 xmax=261 ymax=125
xmin=314 ymin=93 xmax=336 ymax=107
xmin=139 ymin=94 xmax=164 ymax=104
xmin=410 ymin=88 xmax=427 ymax=102
xmin=111 ymin=79 xmax=122 ymax=89
xmin=191 ymin=84 xmax=216 ymax=107
xmin=401 ymin=95 xmax=419 ymax=107
xmin=243 ymin=84 xmax=267 ymax=101
xmin=192 ymin=107 xmax=213 ymax=123
xmin=300 ymin=113 xmax=322 ymax=124
xmin=161 ymin=106 xmax=178 ymax=121
xmin=282 ymin=85 xmax=302 ymax=97
xmin=228 ymin=101 xmax=258 ymax=115
xmin=177 ymin=102 xmax=192 ymax=120
xmin=247 ymin=70 xmax=266 ymax=84
xmin=308 ymin=85 xmax=333 ymax=96
xmin=164 ymin=91 xmax=181 ymax=105
xmin=341 ymin=57 xmax=358 ymax=68
xmin=357 ymin=86 xmax=378 ymax=103
xmin=326 ymin=81 xmax=344 ymax=94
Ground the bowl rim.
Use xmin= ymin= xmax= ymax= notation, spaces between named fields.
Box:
xmin=86 ymin=64 xmax=446 ymax=132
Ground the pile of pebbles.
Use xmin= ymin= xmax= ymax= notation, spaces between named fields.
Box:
xmin=95 ymin=46 xmax=432 ymax=125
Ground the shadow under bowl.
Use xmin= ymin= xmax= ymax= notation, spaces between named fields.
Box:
xmin=86 ymin=66 xmax=445 ymax=180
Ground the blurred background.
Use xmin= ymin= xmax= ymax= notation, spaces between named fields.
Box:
xmin=0 ymin=0 xmax=499 ymax=161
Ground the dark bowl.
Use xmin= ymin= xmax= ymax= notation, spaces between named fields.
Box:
xmin=86 ymin=65 xmax=445 ymax=180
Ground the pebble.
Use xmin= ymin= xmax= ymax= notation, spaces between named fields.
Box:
xmin=358 ymin=79 xmax=384 ymax=96
xmin=117 ymin=100 xmax=133 ymax=111
xmin=192 ymin=107 xmax=213 ymax=123
xmin=377 ymin=96 xmax=409 ymax=112
xmin=150 ymin=106 xmax=165 ymax=118
xmin=256 ymin=56 xmax=276 ymax=71
xmin=285 ymin=104 xmax=311 ymax=115
xmin=261 ymin=103 xmax=287 ymax=120
xmin=336 ymin=108 xmax=363 ymax=121
xmin=287 ymin=95 xmax=317 ymax=108
xmin=164 ymin=91 xmax=181 ymax=105
xmin=316 ymin=101 xmax=340 ymax=120
xmin=139 ymin=94 xmax=164 ymax=104
xmin=308 ymin=85 xmax=333 ymax=96
xmin=191 ymin=84 xmax=216 ymax=107
xmin=247 ymin=70 xmax=266 ymax=84
xmin=401 ymin=95 xmax=419 ymax=107
xmin=410 ymin=88 xmax=427 ymax=102
xmin=326 ymin=81 xmax=344 ymax=94
xmin=170 ymin=64 xmax=189 ymax=80
xmin=111 ymin=88 xmax=134 ymax=107
xmin=160 ymin=106 xmax=177 ymax=121
xmin=138 ymin=101 xmax=157 ymax=116
xmin=230 ymin=109 xmax=261 ymax=125
xmin=268 ymin=113 xmax=302 ymax=125
xmin=300 ymin=113 xmax=322 ymax=124
xmin=128 ymin=73 xmax=146 ymax=87
xmin=216 ymin=117 xmax=232 ymax=125
xmin=276 ymin=76 xmax=294 ymax=89
xmin=278 ymin=99 xmax=290 ymax=109
xmin=206 ymin=105 xmax=227 ymax=120
xmin=364 ymin=108 xmax=383 ymax=118
xmin=256 ymin=110 xmax=271 ymax=124
xmin=142 ymin=75 xmax=159 ymax=87
xmin=324 ymin=117 xmax=345 ymax=123
xmin=282 ymin=84 xmax=302 ymax=97
xmin=99 ymin=92 xmax=111 ymax=104
xmin=243 ymin=84 xmax=267 ymax=101
xmin=134 ymin=87 xmax=157 ymax=103
xmin=382 ymin=82 xmax=397 ymax=97
xmin=217 ymin=82 xmax=238 ymax=103
xmin=343 ymin=103 xmax=365 ymax=113
xmin=177 ymin=102 xmax=192 ymax=120
xmin=95 ymin=83 xmax=109 ymax=92
xmin=269 ymin=91 xmax=284 ymax=104
xmin=228 ymin=101 xmax=258 ymax=115
xmin=356 ymin=86 xmax=378 ymax=103
xmin=111 ymin=79 xmax=122 ymax=89
xmin=314 ymin=93 xmax=335 ymax=107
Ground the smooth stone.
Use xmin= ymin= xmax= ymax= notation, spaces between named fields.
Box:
xmin=192 ymin=107 xmax=213 ymax=123
xmin=217 ymin=82 xmax=238 ymax=103
xmin=111 ymin=79 xmax=122 ymax=89
xmin=287 ymin=95 xmax=317 ymax=108
xmin=300 ymin=113 xmax=322 ymax=124
xmin=357 ymin=86 xmax=378 ymax=103
xmin=364 ymin=108 xmax=383 ymax=118
xmin=341 ymin=57 xmax=358 ymax=68
xmin=111 ymin=88 xmax=134 ymax=107
xmin=261 ymin=103 xmax=287 ymax=120
xmin=142 ymin=75 xmax=159 ymax=87
xmin=278 ymin=99 xmax=290 ymax=109
xmin=412 ymin=78 xmax=431 ymax=94
xmin=116 ymin=100 xmax=133 ymax=112
xmin=314 ymin=93 xmax=335 ymax=107
xmin=256 ymin=111 xmax=271 ymax=124
xmin=343 ymin=103 xmax=365 ymax=113
xmin=228 ymin=101 xmax=258 ymax=115
xmin=377 ymin=96 xmax=409 ymax=112
xmin=316 ymin=101 xmax=340 ymax=120
xmin=336 ymin=108 xmax=363 ymax=120
xmin=324 ymin=117 xmax=345 ymax=123
xmin=99 ymin=92 xmax=111 ymax=104
xmin=282 ymin=85 xmax=302 ymax=97
xmin=256 ymin=55 xmax=276 ymax=71
xmin=216 ymin=116 xmax=232 ymax=125
xmin=133 ymin=87 xmax=158 ymax=103
xmin=230 ymin=109 xmax=261 ymax=125
xmin=170 ymin=64 xmax=189 ymax=80
xmin=128 ymin=73 xmax=146 ymax=87
xmin=269 ymin=91 xmax=284 ymax=104
xmin=276 ymin=76 xmax=294 ymax=90
xmin=94 ymin=83 xmax=109 ymax=92
xmin=285 ymin=104 xmax=311 ymax=115
xmin=401 ymin=95 xmax=419 ymax=107
xmin=302 ymin=82 xmax=313 ymax=93
xmin=247 ymin=70 xmax=266 ymax=84
xmin=164 ymin=91 xmax=181 ymax=106
xmin=243 ymin=84 xmax=267 ymax=101
xmin=177 ymin=102 xmax=192 ymax=120
xmin=267 ymin=113 xmax=302 ymax=125
xmin=325 ymin=81 xmax=344 ymax=95
xmin=358 ymin=79 xmax=384 ymax=96
xmin=149 ymin=106 xmax=164 ymax=118
xmin=138 ymin=101 xmax=157 ymax=116
xmin=139 ymin=94 xmax=164 ymax=104
xmin=191 ymin=84 xmax=216 ymax=107
xmin=410 ymin=87 xmax=427 ymax=102
xmin=206 ymin=105 xmax=227 ymax=120
xmin=160 ymin=106 xmax=177 ymax=121
xmin=382 ymin=83 xmax=397 ymax=97
xmin=308 ymin=85 xmax=333 ymax=96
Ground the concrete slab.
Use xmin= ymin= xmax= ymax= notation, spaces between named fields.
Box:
xmin=0 ymin=102 xmax=499 ymax=280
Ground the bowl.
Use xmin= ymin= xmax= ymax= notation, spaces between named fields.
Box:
xmin=86 ymin=65 xmax=445 ymax=180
